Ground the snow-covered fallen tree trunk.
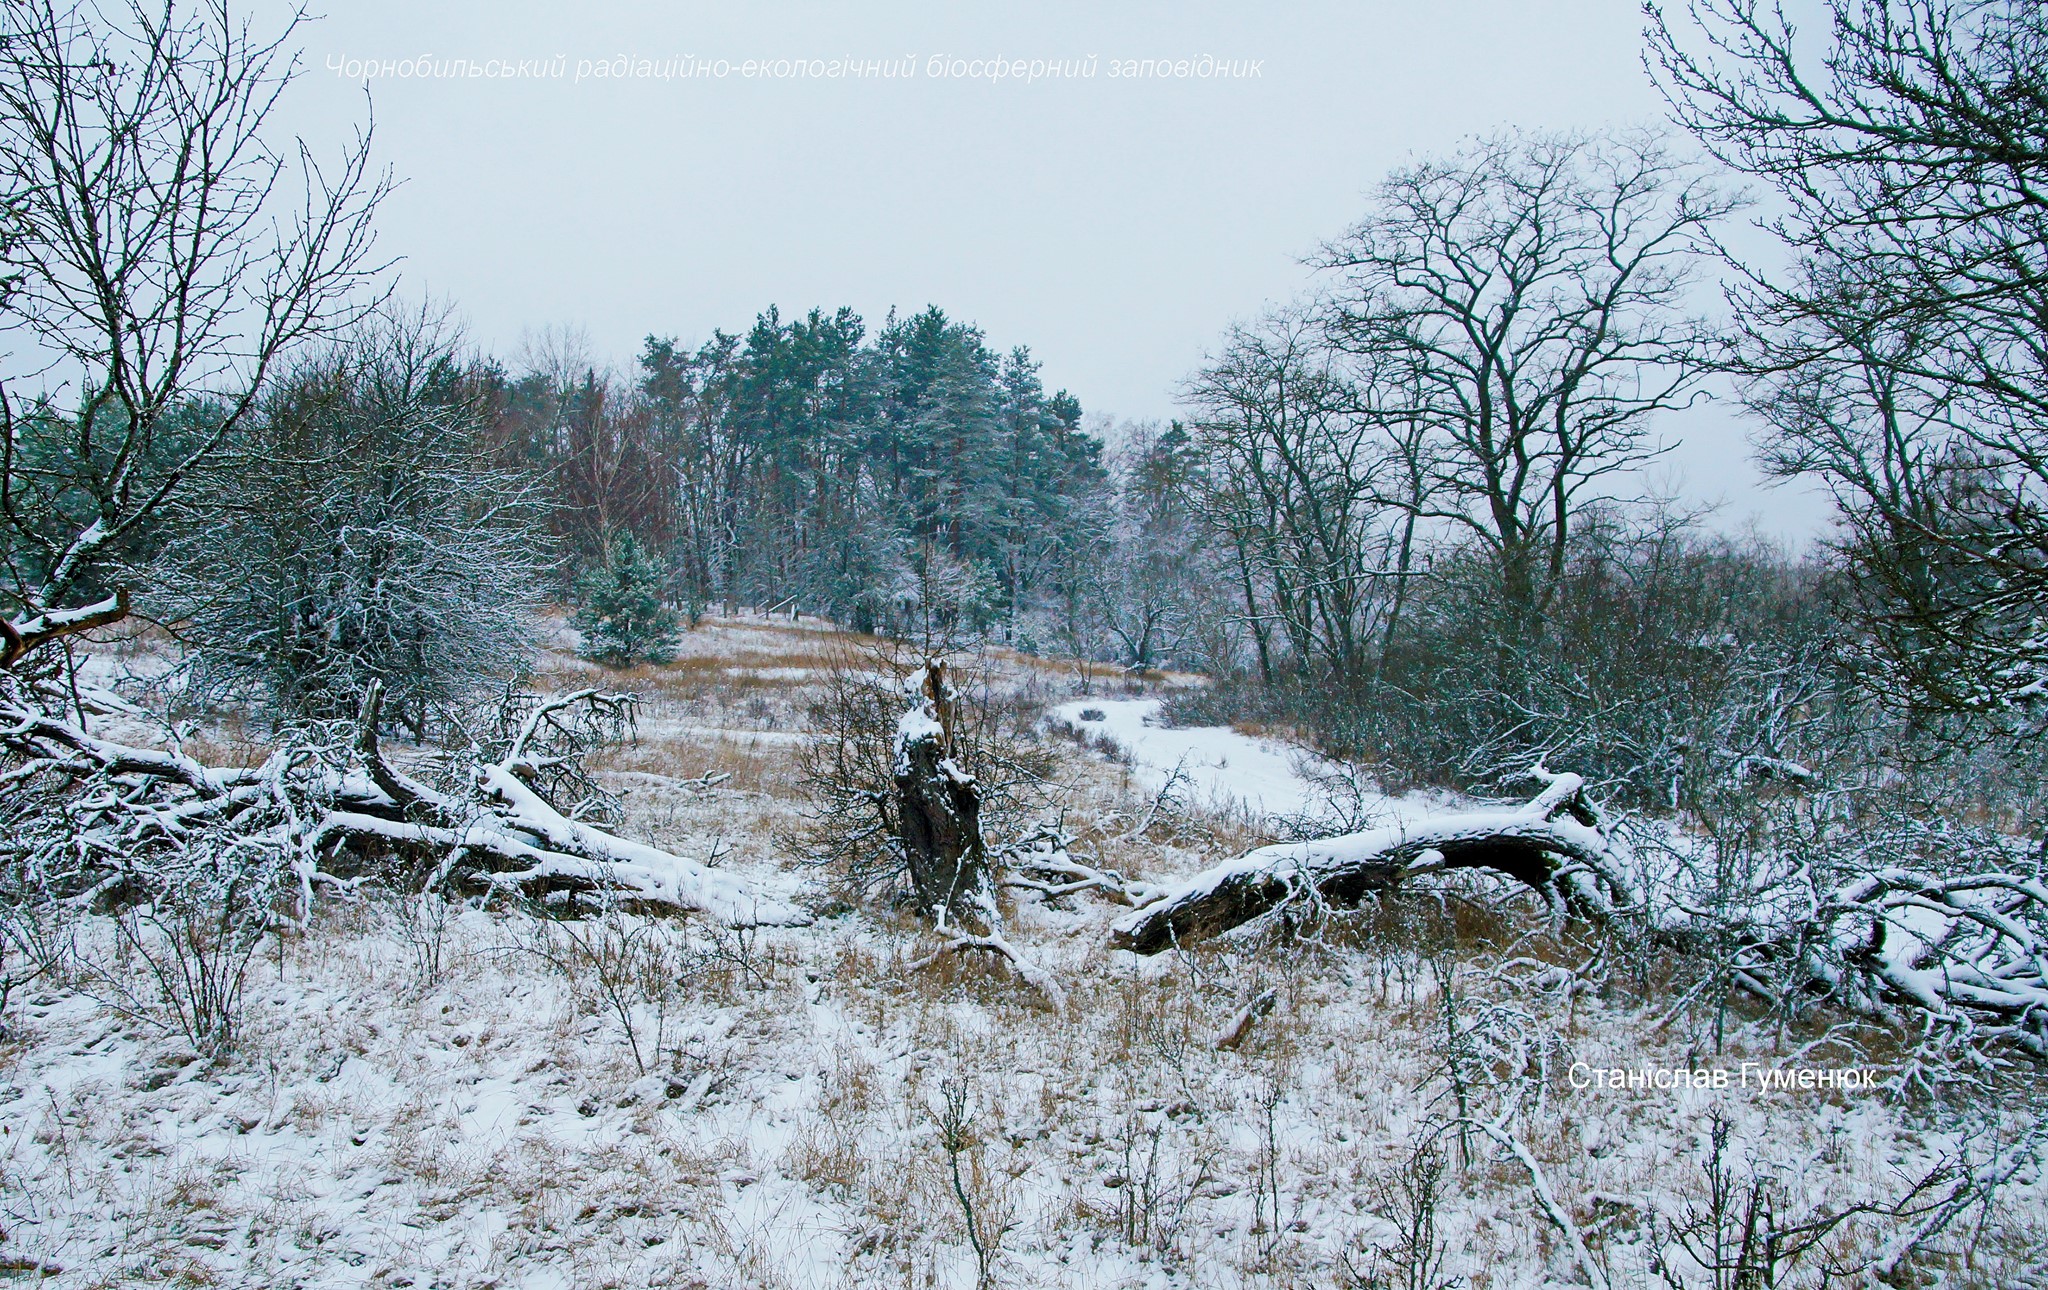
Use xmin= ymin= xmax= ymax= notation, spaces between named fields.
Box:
xmin=1108 ymin=759 xmax=2048 ymax=1061
xmin=0 ymin=675 xmax=808 ymax=928
xmin=1110 ymin=770 xmax=1638 ymax=954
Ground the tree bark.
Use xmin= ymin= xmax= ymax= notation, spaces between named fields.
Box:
xmin=1110 ymin=771 xmax=1635 ymax=954
xmin=894 ymin=660 xmax=990 ymax=925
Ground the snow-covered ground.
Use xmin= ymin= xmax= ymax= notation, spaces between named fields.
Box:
xmin=3 ymin=618 xmax=2043 ymax=1287
xmin=1045 ymin=697 xmax=1445 ymax=832
xmin=7 ymin=903 xmax=2038 ymax=1288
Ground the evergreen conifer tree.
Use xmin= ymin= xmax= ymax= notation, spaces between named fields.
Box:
xmin=574 ymin=533 xmax=681 ymax=666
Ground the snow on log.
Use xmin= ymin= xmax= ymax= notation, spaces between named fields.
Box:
xmin=2 ymin=676 xmax=809 ymax=929
xmin=474 ymin=761 xmax=807 ymax=925
xmin=1110 ymin=770 xmax=1638 ymax=954
xmin=340 ymin=681 xmax=809 ymax=925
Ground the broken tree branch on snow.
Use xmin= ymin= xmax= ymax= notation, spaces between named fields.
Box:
xmin=1 ymin=671 xmax=808 ymax=928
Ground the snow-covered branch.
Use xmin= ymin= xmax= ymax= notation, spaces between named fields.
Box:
xmin=906 ymin=931 xmax=1066 ymax=1009
xmin=1 ymin=675 xmax=808 ymax=929
xmin=0 ymin=590 xmax=131 ymax=671
xmin=1110 ymin=770 xmax=1639 ymax=954
xmin=998 ymin=825 xmax=1167 ymax=908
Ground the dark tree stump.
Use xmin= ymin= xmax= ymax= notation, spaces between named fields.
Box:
xmin=894 ymin=661 xmax=989 ymax=925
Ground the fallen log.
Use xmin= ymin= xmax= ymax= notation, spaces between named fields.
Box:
xmin=999 ymin=825 xmax=1167 ymax=909
xmin=1110 ymin=771 xmax=1638 ymax=954
xmin=2 ymin=675 xmax=809 ymax=929
xmin=1108 ymin=766 xmax=2048 ymax=1062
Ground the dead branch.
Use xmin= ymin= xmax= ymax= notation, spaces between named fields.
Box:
xmin=999 ymin=825 xmax=1166 ymax=908
xmin=906 ymin=931 xmax=1065 ymax=1010
xmin=1 ymin=677 xmax=808 ymax=928
xmin=0 ymin=590 xmax=131 ymax=671
xmin=1216 ymin=987 xmax=1277 ymax=1050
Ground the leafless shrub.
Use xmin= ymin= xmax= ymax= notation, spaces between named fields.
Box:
xmin=1106 ymin=1103 xmax=1217 ymax=1262
xmin=0 ymin=868 xmax=75 ymax=1019
xmin=1341 ymin=1139 xmax=1454 ymax=1290
xmin=386 ymin=891 xmax=458 ymax=995
xmin=1248 ymin=1063 xmax=1294 ymax=1263
xmin=1 ymin=709 xmax=329 ymax=1058
xmin=83 ymin=841 xmax=284 ymax=1055
xmin=1649 ymin=1110 xmax=2012 ymax=1290
xmin=1626 ymin=784 xmax=2048 ymax=1079
xmin=519 ymin=904 xmax=715 ymax=1075
xmin=0 ymin=942 xmax=47 ymax=1039
xmin=1275 ymin=756 xmax=1400 ymax=839
xmin=928 ymin=1074 xmax=1010 ymax=1289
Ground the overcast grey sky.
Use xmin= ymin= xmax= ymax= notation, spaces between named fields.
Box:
xmin=281 ymin=0 xmax=1834 ymax=539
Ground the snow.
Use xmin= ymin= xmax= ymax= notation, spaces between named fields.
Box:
xmin=1045 ymin=699 xmax=1334 ymax=823
xmin=477 ymin=762 xmax=810 ymax=927
xmin=6 ymin=616 xmax=2044 ymax=1286
xmin=1045 ymin=697 xmax=1443 ymax=830
xmin=5 ymin=908 xmax=2034 ymax=1289
xmin=641 ymin=721 xmax=816 ymax=748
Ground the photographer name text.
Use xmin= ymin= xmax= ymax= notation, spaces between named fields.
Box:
xmin=1568 ymin=1062 xmax=1878 ymax=1092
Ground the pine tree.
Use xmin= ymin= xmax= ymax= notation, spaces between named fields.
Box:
xmin=574 ymin=533 xmax=681 ymax=666
xmin=612 ymin=303 xmax=1105 ymax=639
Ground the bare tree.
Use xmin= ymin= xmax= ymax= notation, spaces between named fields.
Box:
xmin=0 ymin=8 xmax=779 ymax=1004
xmin=1182 ymin=308 xmax=1427 ymax=690
xmin=1649 ymin=0 xmax=2048 ymax=731
xmin=1316 ymin=129 xmax=1735 ymax=637
xmin=0 ymin=0 xmax=390 ymax=667
xmin=1086 ymin=422 xmax=1211 ymax=673
xmin=165 ymin=302 xmax=546 ymax=732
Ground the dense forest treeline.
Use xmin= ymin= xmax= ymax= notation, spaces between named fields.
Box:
xmin=2 ymin=213 xmax=2035 ymax=823
xmin=484 ymin=304 xmax=1103 ymax=642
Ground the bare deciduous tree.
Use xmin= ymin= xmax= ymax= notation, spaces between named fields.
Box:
xmin=165 ymin=302 xmax=546 ymax=731
xmin=1650 ymin=0 xmax=2048 ymax=732
xmin=1183 ymin=308 xmax=1427 ymax=691
xmin=1317 ymin=129 xmax=1735 ymax=636
xmin=0 ymin=0 xmax=390 ymax=660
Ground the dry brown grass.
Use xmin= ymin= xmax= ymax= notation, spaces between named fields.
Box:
xmin=176 ymin=714 xmax=276 ymax=769
xmin=539 ymin=649 xmax=831 ymax=701
xmin=589 ymin=736 xmax=790 ymax=798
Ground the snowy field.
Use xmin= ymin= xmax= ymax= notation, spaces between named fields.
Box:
xmin=1045 ymin=697 xmax=1448 ymax=832
xmin=1 ymin=618 xmax=2043 ymax=1288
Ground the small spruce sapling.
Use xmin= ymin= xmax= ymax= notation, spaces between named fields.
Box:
xmin=574 ymin=534 xmax=682 ymax=666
